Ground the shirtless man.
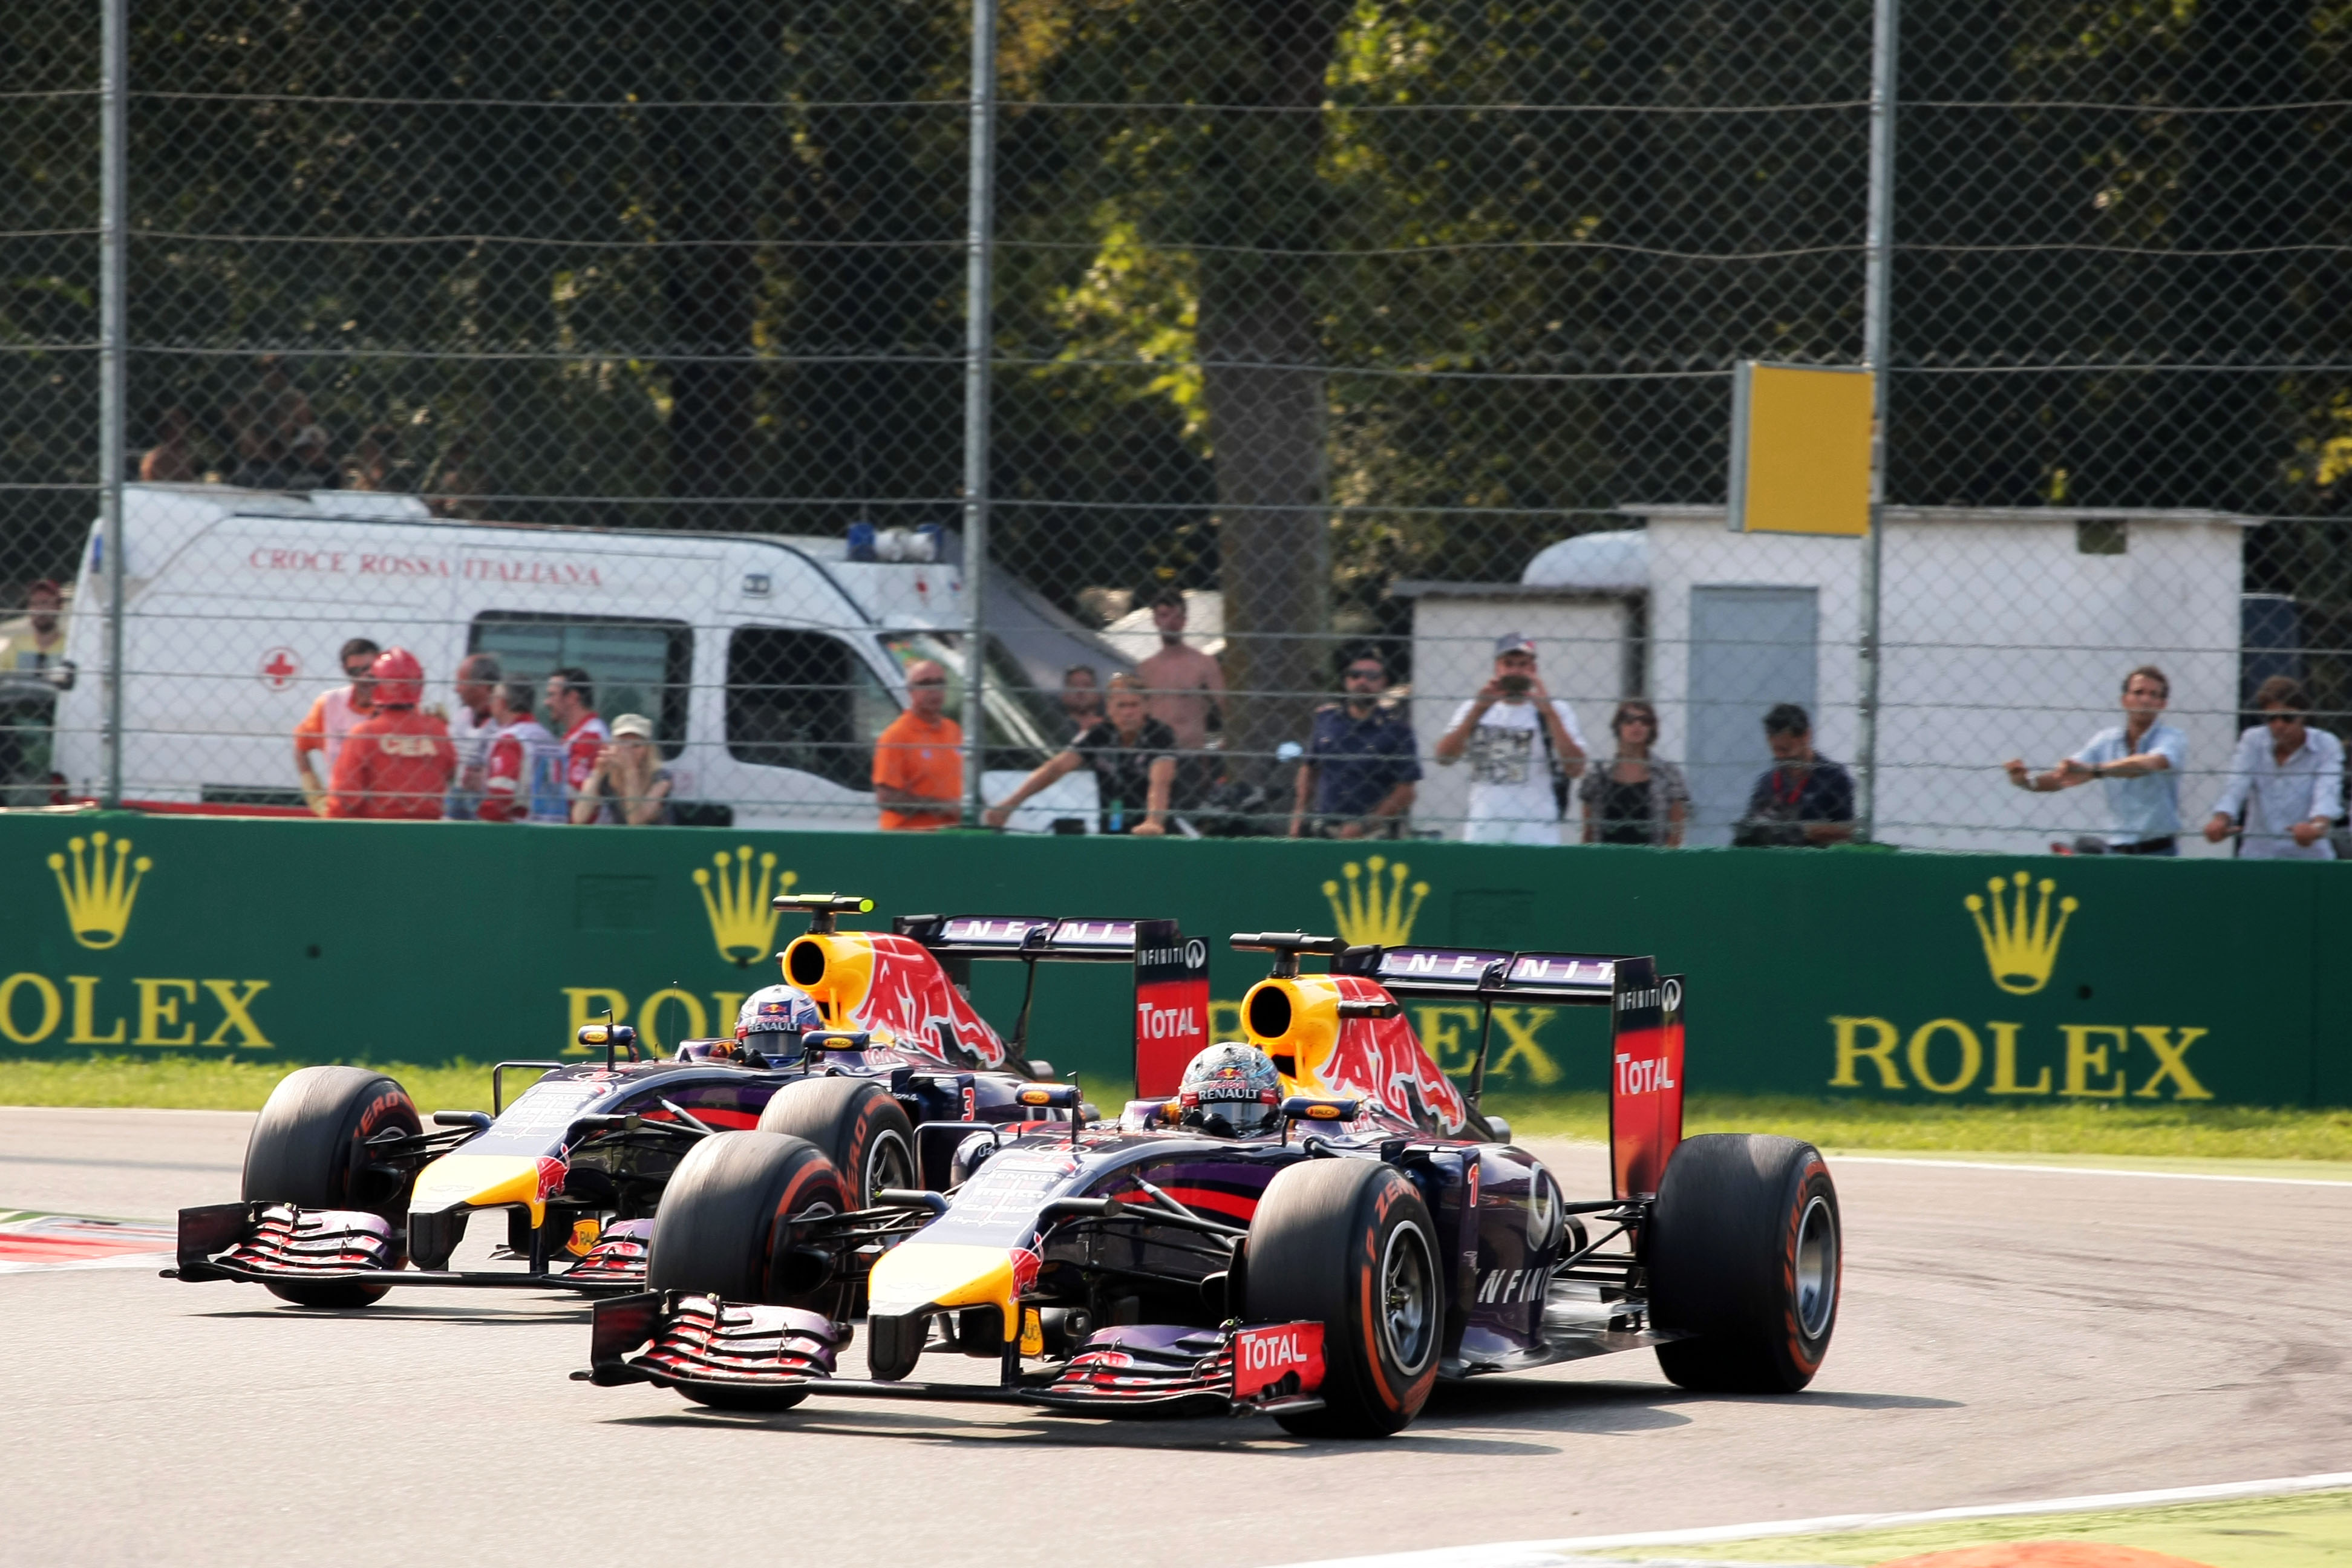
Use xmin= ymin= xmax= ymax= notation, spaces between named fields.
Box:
xmin=1134 ymin=587 xmax=1225 ymax=809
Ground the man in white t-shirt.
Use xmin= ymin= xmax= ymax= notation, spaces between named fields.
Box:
xmin=443 ymin=651 xmax=501 ymax=820
xmin=1434 ymin=633 xmax=1588 ymax=845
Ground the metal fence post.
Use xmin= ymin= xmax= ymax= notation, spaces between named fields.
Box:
xmin=99 ymin=0 xmax=129 ymax=809
xmin=958 ymin=0 xmax=999 ymax=826
xmin=1855 ymin=0 xmax=1901 ymax=843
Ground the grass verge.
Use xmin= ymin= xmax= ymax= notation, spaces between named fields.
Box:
xmin=1481 ymin=1091 xmax=2352 ymax=1163
xmin=1596 ymin=1486 xmax=2352 ymax=1568
xmin=0 ymin=1056 xmax=498 ymax=1113
xmin=3 ymin=1059 xmax=2350 ymax=1164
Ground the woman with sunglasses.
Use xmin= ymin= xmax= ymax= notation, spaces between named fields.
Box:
xmin=1578 ymin=701 xmax=1689 ymax=847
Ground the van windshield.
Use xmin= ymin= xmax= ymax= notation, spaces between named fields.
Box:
xmin=877 ymin=633 xmax=1060 ymax=769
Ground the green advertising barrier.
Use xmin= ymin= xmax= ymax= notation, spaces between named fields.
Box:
xmin=4 ymin=811 xmax=2345 ymax=1106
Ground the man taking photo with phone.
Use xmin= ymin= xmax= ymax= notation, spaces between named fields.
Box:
xmin=1434 ymin=634 xmax=1586 ymax=845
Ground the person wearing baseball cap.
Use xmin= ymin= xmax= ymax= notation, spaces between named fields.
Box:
xmin=572 ymin=711 xmax=676 ymax=825
xmin=1432 ymin=633 xmax=1588 ymax=844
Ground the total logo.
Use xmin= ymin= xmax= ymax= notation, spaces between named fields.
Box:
xmin=1236 ymin=1327 xmax=1314 ymax=1373
xmin=1614 ymin=1052 xmax=1677 ymax=1096
xmin=1135 ymin=1001 xmax=1203 ymax=1041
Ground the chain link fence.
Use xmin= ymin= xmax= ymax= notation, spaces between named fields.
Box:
xmin=4 ymin=0 xmax=2348 ymax=855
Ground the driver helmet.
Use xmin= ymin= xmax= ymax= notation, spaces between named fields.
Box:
xmin=735 ymin=984 xmax=822 ymax=1065
xmin=1177 ymin=1042 xmax=1284 ymax=1138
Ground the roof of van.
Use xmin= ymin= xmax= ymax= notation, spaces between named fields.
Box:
xmin=115 ymin=482 xmax=978 ymax=629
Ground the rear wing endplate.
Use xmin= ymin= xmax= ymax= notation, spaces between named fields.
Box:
xmin=893 ymin=916 xmax=1208 ymax=1093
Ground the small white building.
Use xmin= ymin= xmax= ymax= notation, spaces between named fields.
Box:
xmin=1399 ymin=506 xmax=2257 ymax=855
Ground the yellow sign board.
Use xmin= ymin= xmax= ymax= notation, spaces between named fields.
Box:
xmin=1727 ymin=361 xmax=1874 ymax=536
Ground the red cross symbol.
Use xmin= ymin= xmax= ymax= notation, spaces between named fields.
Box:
xmin=259 ymin=647 xmax=299 ymax=691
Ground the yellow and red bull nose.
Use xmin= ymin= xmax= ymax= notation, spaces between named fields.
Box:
xmin=408 ymin=1152 xmax=566 ymax=1229
xmin=865 ymin=1240 xmax=1031 ymax=1342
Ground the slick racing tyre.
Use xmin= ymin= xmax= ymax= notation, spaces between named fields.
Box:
xmin=241 ymin=1065 xmax=422 ymax=1308
xmin=1245 ymin=1158 xmax=1442 ymax=1439
xmin=1647 ymin=1133 xmax=1841 ymax=1393
xmin=756 ymin=1077 xmax=916 ymax=1209
xmin=648 ymin=1132 xmax=849 ymax=1412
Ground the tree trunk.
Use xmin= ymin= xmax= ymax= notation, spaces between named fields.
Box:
xmin=660 ymin=2 xmax=765 ymax=524
xmin=1199 ymin=0 xmax=1344 ymax=783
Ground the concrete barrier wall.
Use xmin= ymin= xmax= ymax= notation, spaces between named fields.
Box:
xmin=5 ymin=813 xmax=2344 ymax=1106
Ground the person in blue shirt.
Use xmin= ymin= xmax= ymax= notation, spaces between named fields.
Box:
xmin=1289 ymin=651 xmax=1422 ymax=839
xmin=2005 ymin=665 xmax=2187 ymax=855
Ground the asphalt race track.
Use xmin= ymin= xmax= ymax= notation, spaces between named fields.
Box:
xmin=3 ymin=1106 xmax=2348 ymax=1568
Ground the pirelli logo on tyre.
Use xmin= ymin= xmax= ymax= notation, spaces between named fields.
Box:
xmin=1825 ymin=870 xmax=2212 ymax=1102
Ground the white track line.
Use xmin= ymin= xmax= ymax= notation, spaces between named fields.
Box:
xmin=1267 ymin=1472 xmax=2352 ymax=1568
xmin=1832 ymin=1155 xmax=2352 ymax=1188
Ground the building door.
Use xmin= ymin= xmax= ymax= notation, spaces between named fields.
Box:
xmin=1687 ymin=586 xmax=1818 ymax=846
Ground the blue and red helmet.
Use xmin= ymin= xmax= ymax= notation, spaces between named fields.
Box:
xmin=1177 ymin=1042 xmax=1283 ymax=1138
xmin=736 ymin=984 xmax=820 ymax=1048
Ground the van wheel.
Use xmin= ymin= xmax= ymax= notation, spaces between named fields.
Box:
xmin=757 ymin=1078 xmax=916 ymax=1209
xmin=1647 ymin=1134 xmax=1841 ymax=1393
xmin=1245 ymin=1159 xmax=1442 ymax=1439
xmin=241 ymin=1065 xmax=421 ymax=1308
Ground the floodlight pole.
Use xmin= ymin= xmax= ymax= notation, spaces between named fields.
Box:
xmin=99 ymin=0 xmax=129 ymax=808
xmin=958 ymin=0 xmax=999 ymax=826
xmin=1854 ymin=0 xmax=1901 ymax=843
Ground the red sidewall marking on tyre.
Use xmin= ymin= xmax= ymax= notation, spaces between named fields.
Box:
xmin=1779 ymin=1159 xmax=1832 ymax=1373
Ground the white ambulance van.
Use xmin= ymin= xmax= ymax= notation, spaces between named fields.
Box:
xmin=50 ymin=483 xmax=1098 ymax=831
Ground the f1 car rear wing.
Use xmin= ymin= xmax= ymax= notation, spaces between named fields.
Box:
xmin=893 ymin=914 xmax=1209 ymax=1082
xmin=1332 ymin=944 xmax=1683 ymax=1195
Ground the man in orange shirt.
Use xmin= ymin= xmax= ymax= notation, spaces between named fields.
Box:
xmin=295 ymin=636 xmax=381 ymax=812
xmin=325 ymin=648 xmax=457 ymax=819
xmin=872 ymin=659 xmax=963 ymax=830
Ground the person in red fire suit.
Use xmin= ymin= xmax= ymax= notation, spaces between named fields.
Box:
xmin=325 ymin=648 xmax=457 ymax=819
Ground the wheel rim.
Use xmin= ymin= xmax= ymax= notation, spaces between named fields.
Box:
xmin=1378 ymin=1220 xmax=1437 ymax=1373
xmin=865 ymin=1130 xmax=915 ymax=1207
xmin=1793 ymin=1194 xmax=1837 ymax=1339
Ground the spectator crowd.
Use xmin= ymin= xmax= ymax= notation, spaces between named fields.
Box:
xmin=287 ymin=642 xmax=672 ymax=826
xmin=282 ymin=603 xmax=2352 ymax=859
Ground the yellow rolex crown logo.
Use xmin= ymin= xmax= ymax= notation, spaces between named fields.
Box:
xmin=1322 ymin=855 xmax=1429 ymax=948
xmin=49 ymin=831 xmax=151 ymax=950
xmin=1964 ymin=871 xmax=2077 ymax=996
xmin=694 ymin=846 xmax=795 ymax=967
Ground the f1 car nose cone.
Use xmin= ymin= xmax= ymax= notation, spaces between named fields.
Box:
xmin=864 ymin=1241 xmax=1018 ymax=1323
xmin=410 ymin=1153 xmax=559 ymax=1228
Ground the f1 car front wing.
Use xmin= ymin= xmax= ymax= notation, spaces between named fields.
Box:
xmin=581 ymin=1291 xmax=1329 ymax=1421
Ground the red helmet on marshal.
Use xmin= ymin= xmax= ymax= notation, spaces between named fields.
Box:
xmin=367 ymin=647 xmax=425 ymax=708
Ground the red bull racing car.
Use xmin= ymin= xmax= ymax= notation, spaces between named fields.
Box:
xmin=168 ymin=895 xmax=1212 ymax=1307
xmin=582 ymin=932 xmax=1843 ymax=1437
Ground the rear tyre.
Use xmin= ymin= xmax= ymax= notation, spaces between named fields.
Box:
xmin=1647 ymin=1133 xmax=1841 ymax=1393
xmin=756 ymin=1077 xmax=917 ymax=1208
xmin=1245 ymin=1158 xmax=1442 ymax=1439
xmin=241 ymin=1065 xmax=420 ymax=1308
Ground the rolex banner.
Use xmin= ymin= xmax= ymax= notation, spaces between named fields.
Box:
xmin=3 ymin=814 xmax=2348 ymax=1108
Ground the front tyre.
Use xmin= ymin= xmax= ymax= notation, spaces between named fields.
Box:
xmin=241 ymin=1065 xmax=420 ymax=1308
xmin=1245 ymin=1159 xmax=1442 ymax=1439
xmin=1647 ymin=1133 xmax=1841 ymax=1393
